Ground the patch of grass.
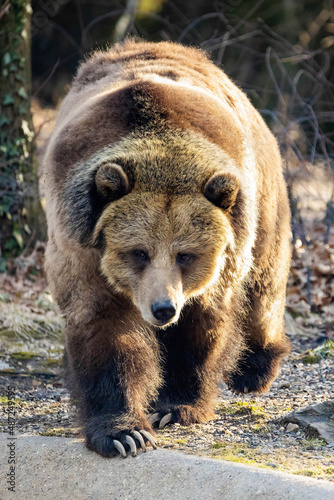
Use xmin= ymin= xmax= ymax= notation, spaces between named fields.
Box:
xmin=211 ymin=442 xmax=225 ymax=449
xmin=41 ymin=427 xmax=68 ymax=437
xmin=43 ymin=358 xmax=62 ymax=367
xmin=295 ymin=469 xmax=315 ymax=477
xmin=209 ymin=443 xmax=257 ymax=466
xmin=301 ymin=353 xmax=319 ymax=364
xmin=218 ymin=401 xmax=265 ymax=417
xmin=0 ymin=302 xmax=64 ymax=340
xmin=38 ymin=403 xmax=61 ymax=415
xmin=315 ymin=340 xmax=334 ymax=358
xmin=302 ymin=437 xmax=327 ymax=448
xmin=206 ymin=443 xmax=334 ymax=481
xmin=40 ymin=427 xmax=81 ymax=438
xmin=216 ymin=403 xmax=237 ymax=415
xmin=292 ymin=464 xmax=334 ymax=479
xmin=249 ymin=423 xmax=270 ymax=434
xmin=34 ymin=293 xmax=58 ymax=312
xmin=236 ymin=402 xmax=265 ymax=417
xmin=302 ymin=340 xmax=334 ymax=364
xmin=0 ymin=396 xmax=21 ymax=405
xmin=175 ymin=438 xmax=189 ymax=445
xmin=11 ymin=351 xmax=38 ymax=360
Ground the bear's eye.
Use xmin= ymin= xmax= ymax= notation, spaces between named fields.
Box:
xmin=176 ymin=253 xmax=194 ymax=265
xmin=133 ymin=249 xmax=150 ymax=262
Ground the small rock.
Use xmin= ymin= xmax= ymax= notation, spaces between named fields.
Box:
xmin=286 ymin=423 xmax=299 ymax=433
xmin=279 ymin=382 xmax=290 ymax=389
xmin=261 ymin=446 xmax=271 ymax=454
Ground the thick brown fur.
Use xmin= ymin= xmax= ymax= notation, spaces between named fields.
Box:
xmin=44 ymin=39 xmax=291 ymax=458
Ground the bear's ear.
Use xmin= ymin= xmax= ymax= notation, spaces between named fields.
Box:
xmin=95 ymin=163 xmax=130 ymax=201
xmin=203 ymin=173 xmax=240 ymax=211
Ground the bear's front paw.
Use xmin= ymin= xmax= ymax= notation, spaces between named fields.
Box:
xmin=148 ymin=404 xmax=215 ymax=429
xmin=85 ymin=420 xmax=157 ymax=458
xmin=227 ymin=343 xmax=288 ymax=394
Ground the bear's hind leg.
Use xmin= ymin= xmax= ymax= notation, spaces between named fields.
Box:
xmin=227 ymin=188 xmax=292 ymax=395
xmin=228 ymin=275 xmax=291 ymax=394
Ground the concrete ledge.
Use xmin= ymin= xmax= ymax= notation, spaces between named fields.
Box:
xmin=1 ymin=434 xmax=334 ymax=499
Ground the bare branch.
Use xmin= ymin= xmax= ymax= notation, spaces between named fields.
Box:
xmin=113 ymin=0 xmax=139 ymax=42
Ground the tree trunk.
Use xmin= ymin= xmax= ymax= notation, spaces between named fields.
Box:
xmin=0 ymin=0 xmax=46 ymax=260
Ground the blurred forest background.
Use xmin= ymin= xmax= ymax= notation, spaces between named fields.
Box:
xmin=0 ymin=0 xmax=333 ymax=345
xmin=1 ymin=0 xmax=334 ymax=255
xmin=1 ymin=0 xmax=334 ymax=252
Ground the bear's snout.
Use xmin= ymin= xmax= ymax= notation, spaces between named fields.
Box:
xmin=151 ymin=300 xmax=177 ymax=325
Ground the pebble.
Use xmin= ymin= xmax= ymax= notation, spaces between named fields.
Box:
xmin=261 ymin=446 xmax=271 ymax=454
xmin=286 ymin=423 xmax=299 ymax=433
xmin=279 ymin=382 xmax=290 ymax=389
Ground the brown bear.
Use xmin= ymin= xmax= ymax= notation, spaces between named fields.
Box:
xmin=44 ymin=39 xmax=291 ymax=458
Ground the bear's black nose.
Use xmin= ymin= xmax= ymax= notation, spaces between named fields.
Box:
xmin=151 ymin=301 xmax=176 ymax=323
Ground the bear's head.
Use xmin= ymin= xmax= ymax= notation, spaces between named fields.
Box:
xmin=82 ymin=133 xmax=243 ymax=328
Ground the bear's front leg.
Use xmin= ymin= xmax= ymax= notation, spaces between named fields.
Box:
xmin=64 ymin=317 xmax=161 ymax=458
